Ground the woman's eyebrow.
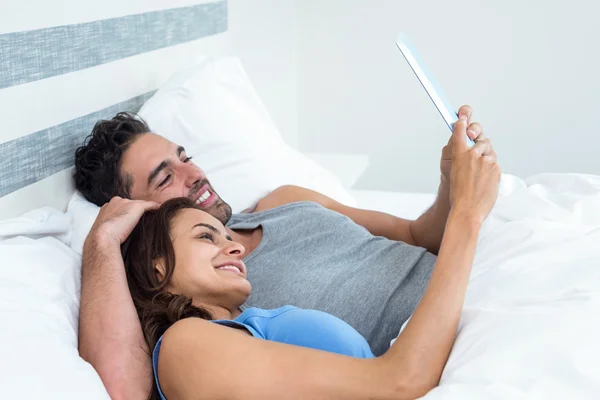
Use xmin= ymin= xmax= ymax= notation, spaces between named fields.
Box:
xmin=192 ymin=223 xmax=221 ymax=235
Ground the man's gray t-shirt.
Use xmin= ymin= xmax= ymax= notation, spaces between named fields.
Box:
xmin=227 ymin=201 xmax=437 ymax=356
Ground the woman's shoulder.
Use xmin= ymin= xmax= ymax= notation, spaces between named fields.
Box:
xmin=156 ymin=317 xmax=257 ymax=374
xmin=155 ymin=316 xmax=275 ymax=399
xmin=157 ymin=318 xmax=214 ymax=366
xmin=162 ymin=317 xmax=248 ymax=348
xmin=153 ymin=318 xmax=216 ymax=399
xmin=162 ymin=316 xmax=211 ymax=343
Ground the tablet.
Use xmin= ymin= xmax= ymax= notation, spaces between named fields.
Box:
xmin=396 ymin=33 xmax=476 ymax=147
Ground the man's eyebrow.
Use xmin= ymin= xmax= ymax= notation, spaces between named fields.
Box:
xmin=192 ymin=223 xmax=221 ymax=235
xmin=147 ymin=147 xmax=184 ymax=188
xmin=147 ymin=160 xmax=170 ymax=188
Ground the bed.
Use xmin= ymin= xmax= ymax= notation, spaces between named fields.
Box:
xmin=1 ymin=1 xmax=600 ymax=399
xmin=355 ymin=175 xmax=600 ymax=400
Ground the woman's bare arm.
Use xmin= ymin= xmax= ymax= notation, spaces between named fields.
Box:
xmin=156 ymin=211 xmax=481 ymax=400
xmin=381 ymin=212 xmax=481 ymax=391
xmin=157 ymin=116 xmax=499 ymax=400
xmin=159 ymin=318 xmax=402 ymax=400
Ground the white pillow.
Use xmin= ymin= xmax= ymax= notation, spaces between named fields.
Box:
xmin=67 ymin=191 xmax=101 ymax=255
xmin=69 ymin=56 xmax=356 ymax=254
xmin=138 ymin=56 xmax=356 ymax=213
xmin=0 ymin=208 xmax=109 ymax=399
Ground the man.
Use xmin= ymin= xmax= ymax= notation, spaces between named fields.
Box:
xmin=74 ymin=107 xmax=496 ymax=399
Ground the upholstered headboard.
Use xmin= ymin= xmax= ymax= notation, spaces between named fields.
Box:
xmin=0 ymin=0 xmax=229 ymax=219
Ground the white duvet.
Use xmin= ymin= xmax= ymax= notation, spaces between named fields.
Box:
xmin=1 ymin=173 xmax=599 ymax=399
xmin=423 ymin=173 xmax=600 ymax=399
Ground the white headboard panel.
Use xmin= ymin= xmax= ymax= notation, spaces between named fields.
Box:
xmin=0 ymin=0 xmax=230 ymax=219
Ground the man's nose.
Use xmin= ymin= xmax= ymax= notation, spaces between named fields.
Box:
xmin=183 ymin=164 xmax=203 ymax=188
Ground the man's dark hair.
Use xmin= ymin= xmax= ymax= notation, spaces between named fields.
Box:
xmin=74 ymin=112 xmax=150 ymax=206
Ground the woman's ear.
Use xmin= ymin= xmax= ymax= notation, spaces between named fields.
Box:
xmin=154 ymin=258 xmax=167 ymax=282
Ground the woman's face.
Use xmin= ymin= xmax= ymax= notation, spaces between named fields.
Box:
xmin=162 ymin=208 xmax=251 ymax=310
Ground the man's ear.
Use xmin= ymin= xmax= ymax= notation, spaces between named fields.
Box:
xmin=154 ymin=258 xmax=167 ymax=282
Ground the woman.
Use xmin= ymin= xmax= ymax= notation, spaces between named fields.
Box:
xmin=122 ymin=131 xmax=500 ymax=400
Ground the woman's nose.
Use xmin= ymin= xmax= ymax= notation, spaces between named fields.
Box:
xmin=223 ymin=242 xmax=245 ymax=258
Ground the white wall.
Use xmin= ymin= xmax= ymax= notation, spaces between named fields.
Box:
xmin=296 ymin=0 xmax=600 ymax=192
xmin=6 ymin=0 xmax=592 ymax=196
xmin=229 ymin=0 xmax=299 ymax=147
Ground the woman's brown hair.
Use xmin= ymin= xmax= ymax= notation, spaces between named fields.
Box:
xmin=122 ymin=197 xmax=213 ymax=399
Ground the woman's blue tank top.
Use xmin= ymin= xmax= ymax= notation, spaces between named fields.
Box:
xmin=152 ymin=306 xmax=374 ymax=399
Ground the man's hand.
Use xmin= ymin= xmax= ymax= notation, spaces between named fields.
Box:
xmin=79 ymin=196 xmax=159 ymax=400
xmin=440 ymin=105 xmax=497 ymax=187
xmin=88 ymin=197 xmax=159 ymax=247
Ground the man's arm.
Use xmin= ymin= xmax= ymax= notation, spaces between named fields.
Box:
xmin=255 ymin=106 xmax=495 ymax=255
xmin=254 ymin=184 xmax=448 ymax=254
xmin=408 ymin=182 xmax=452 ymax=254
xmin=79 ymin=234 xmax=152 ymax=399
xmin=78 ymin=198 xmax=158 ymax=400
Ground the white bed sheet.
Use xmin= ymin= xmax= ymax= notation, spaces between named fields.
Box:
xmin=358 ymin=174 xmax=600 ymax=399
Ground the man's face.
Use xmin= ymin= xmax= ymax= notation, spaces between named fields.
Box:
xmin=120 ymin=133 xmax=232 ymax=224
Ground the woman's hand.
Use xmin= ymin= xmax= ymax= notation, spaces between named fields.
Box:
xmin=383 ymin=119 xmax=500 ymax=394
xmin=448 ymin=116 xmax=501 ymax=224
xmin=440 ymin=105 xmax=497 ymax=186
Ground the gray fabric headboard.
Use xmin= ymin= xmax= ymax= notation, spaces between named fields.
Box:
xmin=0 ymin=0 xmax=228 ymax=215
